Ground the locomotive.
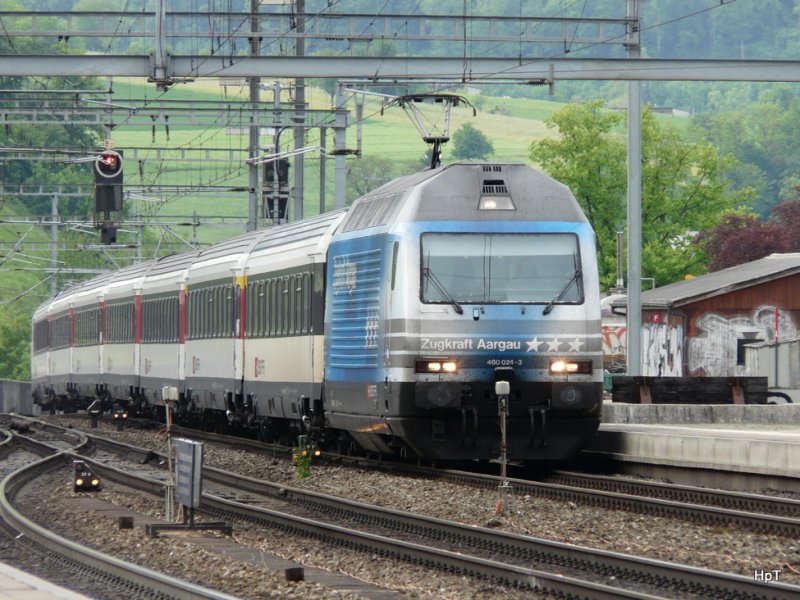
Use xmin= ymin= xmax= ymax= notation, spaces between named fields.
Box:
xmin=31 ymin=162 xmax=603 ymax=461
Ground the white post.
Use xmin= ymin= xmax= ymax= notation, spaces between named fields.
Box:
xmin=495 ymin=380 xmax=511 ymax=516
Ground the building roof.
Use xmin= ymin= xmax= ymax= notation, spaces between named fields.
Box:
xmin=640 ymin=253 xmax=800 ymax=309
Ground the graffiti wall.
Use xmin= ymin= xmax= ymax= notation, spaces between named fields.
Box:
xmin=602 ymin=324 xmax=627 ymax=372
xmin=687 ymin=306 xmax=797 ymax=376
xmin=642 ymin=322 xmax=683 ymax=376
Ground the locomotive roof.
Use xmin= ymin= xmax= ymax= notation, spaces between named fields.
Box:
xmin=339 ymin=162 xmax=588 ymax=233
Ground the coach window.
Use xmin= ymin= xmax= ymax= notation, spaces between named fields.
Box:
xmin=266 ymin=279 xmax=274 ymax=337
xmin=163 ymin=298 xmax=169 ymax=342
xmin=273 ymin=278 xmax=281 ymax=337
xmin=216 ymin=285 xmax=225 ymax=337
xmin=216 ymin=286 xmax=222 ymax=337
xmin=198 ymin=290 xmax=204 ymax=338
xmin=226 ymin=285 xmax=234 ymax=337
xmin=207 ymin=288 xmax=213 ymax=338
xmin=190 ymin=290 xmax=197 ymax=339
xmin=282 ymin=277 xmax=290 ymax=336
xmin=272 ymin=279 xmax=280 ymax=337
xmin=259 ymin=281 xmax=267 ymax=337
xmin=266 ymin=279 xmax=278 ymax=337
xmin=208 ymin=287 xmax=215 ymax=337
xmin=187 ymin=292 xmax=195 ymax=339
xmin=197 ymin=289 xmax=204 ymax=338
xmin=246 ymin=284 xmax=253 ymax=337
xmin=302 ymin=273 xmax=311 ymax=333
xmin=248 ymin=282 xmax=255 ymax=337
xmin=159 ymin=299 xmax=165 ymax=342
xmin=224 ymin=285 xmax=230 ymax=337
xmin=217 ymin=286 xmax=224 ymax=337
xmin=253 ymin=282 xmax=260 ymax=337
xmin=287 ymin=275 xmax=295 ymax=336
xmin=219 ymin=285 xmax=226 ymax=337
xmin=196 ymin=290 xmax=202 ymax=339
xmin=155 ymin=299 xmax=161 ymax=342
xmin=286 ymin=277 xmax=292 ymax=336
xmin=209 ymin=287 xmax=215 ymax=337
xmin=194 ymin=290 xmax=200 ymax=338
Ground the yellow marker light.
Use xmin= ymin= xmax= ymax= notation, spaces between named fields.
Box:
xmin=415 ymin=360 xmax=460 ymax=374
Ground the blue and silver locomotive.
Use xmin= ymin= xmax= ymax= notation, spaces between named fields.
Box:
xmin=32 ymin=162 xmax=602 ymax=462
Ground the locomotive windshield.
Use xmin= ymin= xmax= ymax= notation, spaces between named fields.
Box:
xmin=421 ymin=233 xmax=582 ymax=305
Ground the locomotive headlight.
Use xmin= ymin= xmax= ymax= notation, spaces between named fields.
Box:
xmin=549 ymin=359 xmax=592 ymax=375
xmin=415 ymin=360 xmax=459 ymax=374
xmin=75 ymin=478 xmax=84 ymax=487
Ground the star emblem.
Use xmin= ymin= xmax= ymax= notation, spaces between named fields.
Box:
xmin=568 ymin=338 xmax=583 ymax=352
xmin=526 ymin=337 xmax=543 ymax=352
xmin=546 ymin=337 xmax=561 ymax=352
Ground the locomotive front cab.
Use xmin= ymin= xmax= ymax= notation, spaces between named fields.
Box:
xmin=402 ymin=226 xmax=603 ymax=461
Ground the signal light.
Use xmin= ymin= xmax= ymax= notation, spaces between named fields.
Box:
xmin=73 ymin=460 xmax=102 ymax=493
xmin=94 ymin=150 xmax=124 ymax=217
xmin=263 ymin=158 xmax=289 ymax=191
xmin=94 ymin=150 xmax=123 ymax=181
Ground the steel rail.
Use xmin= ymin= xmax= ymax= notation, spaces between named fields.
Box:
xmin=546 ymin=469 xmax=800 ymax=518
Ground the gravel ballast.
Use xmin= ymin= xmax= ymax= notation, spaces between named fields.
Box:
xmin=13 ymin=417 xmax=799 ymax=598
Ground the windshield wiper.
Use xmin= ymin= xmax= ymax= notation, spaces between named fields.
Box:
xmin=423 ymin=266 xmax=464 ymax=314
xmin=542 ymin=266 xmax=581 ymax=315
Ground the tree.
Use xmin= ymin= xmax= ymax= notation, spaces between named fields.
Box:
xmin=697 ymin=213 xmax=788 ymax=271
xmin=529 ymin=101 xmax=626 ymax=288
xmin=0 ymin=303 xmax=33 ymax=381
xmin=530 ymin=100 xmax=751 ymax=289
xmin=698 ymin=197 xmax=800 ymax=271
xmin=451 ymin=123 xmax=494 ymax=161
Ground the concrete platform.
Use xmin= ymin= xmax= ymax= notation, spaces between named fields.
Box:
xmin=587 ymin=403 xmax=800 ymax=483
xmin=0 ymin=562 xmax=91 ymax=600
xmin=602 ymin=401 xmax=800 ymax=427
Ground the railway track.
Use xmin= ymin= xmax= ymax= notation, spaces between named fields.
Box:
xmin=24 ymin=414 xmax=800 ymax=537
xmin=369 ymin=462 xmax=800 ymax=537
xmin=29 ymin=413 xmax=800 ymax=535
xmin=13 ymin=416 xmax=800 ymax=599
xmin=0 ymin=422 xmax=244 ymax=600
